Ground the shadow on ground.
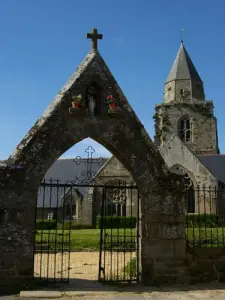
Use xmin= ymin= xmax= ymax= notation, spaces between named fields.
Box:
xmin=3 ymin=278 xmax=224 ymax=296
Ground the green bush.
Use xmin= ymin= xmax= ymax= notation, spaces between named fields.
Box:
xmin=96 ymin=216 xmax=136 ymax=229
xmin=36 ymin=219 xmax=57 ymax=230
xmin=186 ymin=214 xmax=223 ymax=228
xmin=36 ymin=219 xmax=92 ymax=230
xmin=57 ymin=221 xmax=93 ymax=230
xmin=123 ymin=258 xmax=137 ymax=277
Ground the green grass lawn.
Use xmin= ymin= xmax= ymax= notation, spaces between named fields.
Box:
xmin=35 ymin=228 xmax=225 ymax=251
xmin=35 ymin=228 xmax=137 ymax=251
xmin=187 ymin=227 xmax=225 ymax=247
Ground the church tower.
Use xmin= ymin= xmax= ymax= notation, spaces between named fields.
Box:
xmin=154 ymin=41 xmax=219 ymax=155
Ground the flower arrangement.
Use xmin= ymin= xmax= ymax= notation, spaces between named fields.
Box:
xmin=72 ymin=94 xmax=82 ymax=109
xmin=107 ymin=95 xmax=117 ymax=112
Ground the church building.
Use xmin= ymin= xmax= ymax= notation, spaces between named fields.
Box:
xmin=36 ymin=41 xmax=225 ymax=225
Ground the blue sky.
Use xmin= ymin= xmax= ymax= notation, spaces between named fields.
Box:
xmin=0 ymin=0 xmax=225 ymax=160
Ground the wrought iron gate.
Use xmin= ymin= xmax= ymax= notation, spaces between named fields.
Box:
xmin=34 ymin=181 xmax=72 ymax=283
xmin=99 ymin=183 xmax=140 ymax=283
xmin=33 ymin=145 xmax=140 ymax=284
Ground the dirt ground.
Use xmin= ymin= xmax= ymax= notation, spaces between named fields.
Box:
xmin=32 ymin=252 xmax=225 ymax=300
xmin=34 ymin=251 xmax=136 ymax=281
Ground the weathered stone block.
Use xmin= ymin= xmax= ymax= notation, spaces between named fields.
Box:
xmin=142 ymin=239 xmax=175 ymax=258
xmin=174 ymin=239 xmax=186 ymax=258
xmin=143 ymin=222 xmax=186 ymax=239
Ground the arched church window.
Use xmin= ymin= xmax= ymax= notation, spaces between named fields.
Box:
xmin=122 ymin=204 xmax=126 ymax=217
xmin=178 ymin=116 xmax=191 ymax=142
xmin=170 ymin=165 xmax=195 ymax=213
xmin=72 ymin=203 xmax=76 ymax=216
xmin=105 ymin=180 xmax=127 ymax=217
xmin=64 ymin=200 xmax=77 ymax=217
xmin=107 ymin=202 xmax=116 ymax=216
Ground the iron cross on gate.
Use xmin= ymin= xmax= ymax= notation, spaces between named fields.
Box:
xmin=73 ymin=146 xmax=105 ymax=183
xmin=86 ymin=28 xmax=103 ymax=50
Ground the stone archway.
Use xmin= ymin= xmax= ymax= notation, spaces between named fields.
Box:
xmin=0 ymin=42 xmax=186 ymax=291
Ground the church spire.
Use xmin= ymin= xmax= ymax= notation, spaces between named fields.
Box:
xmin=167 ymin=42 xmax=202 ymax=83
xmin=164 ymin=42 xmax=205 ymax=102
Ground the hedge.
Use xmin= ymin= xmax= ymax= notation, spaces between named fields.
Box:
xmin=36 ymin=219 xmax=92 ymax=230
xmin=96 ymin=216 xmax=136 ymax=229
xmin=36 ymin=219 xmax=57 ymax=230
xmin=57 ymin=222 xmax=93 ymax=230
xmin=186 ymin=214 xmax=225 ymax=228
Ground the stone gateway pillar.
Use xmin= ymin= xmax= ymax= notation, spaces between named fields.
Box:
xmin=140 ymin=186 xmax=186 ymax=284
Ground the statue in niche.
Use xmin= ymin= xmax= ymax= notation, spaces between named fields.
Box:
xmin=86 ymin=84 xmax=101 ymax=115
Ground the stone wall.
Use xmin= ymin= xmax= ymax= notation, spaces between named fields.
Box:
xmin=185 ymin=247 xmax=225 ymax=283
xmin=152 ymin=246 xmax=225 ymax=284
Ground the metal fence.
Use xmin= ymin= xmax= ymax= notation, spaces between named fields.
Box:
xmin=186 ymin=186 xmax=225 ymax=248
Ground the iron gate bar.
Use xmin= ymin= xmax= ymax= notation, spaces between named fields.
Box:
xmin=39 ymin=180 xmax=46 ymax=280
xmin=98 ymin=187 xmax=105 ymax=281
xmin=98 ymin=184 xmax=139 ymax=283
xmin=46 ymin=179 xmax=52 ymax=281
xmin=53 ymin=181 xmax=59 ymax=281
xmin=137 ymin=188 xmax=140 ymax=282
xmin=34 ymin=181 xmax=71 ymax=283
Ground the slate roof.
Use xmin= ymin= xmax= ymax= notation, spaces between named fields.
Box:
xmin=197 ymin=155 xmax=225 ymax=184
xmin=167 ymin=42 xmax=202 ymax=83
xmin=37 ymin=158 xmax=109 ymax=208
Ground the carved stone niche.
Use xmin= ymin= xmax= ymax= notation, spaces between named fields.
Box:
xmin=85 ymin=82 xmax=102 ymax=116
xmin=69 ymin=82 xmax=102 ymax=117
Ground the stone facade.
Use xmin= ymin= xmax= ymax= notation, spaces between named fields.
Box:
xmin=0 ymin=41 xmax=186 ymax=292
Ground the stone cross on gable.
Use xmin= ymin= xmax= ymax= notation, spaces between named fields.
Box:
xmin=86 ymin=28 xmax=103 ymax=50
